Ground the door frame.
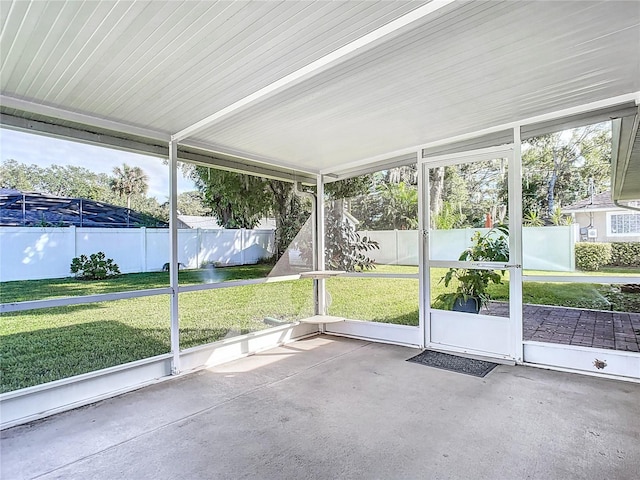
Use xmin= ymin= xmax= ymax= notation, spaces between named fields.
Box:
xmin=419 ymin=144 xmax=523 ymax=361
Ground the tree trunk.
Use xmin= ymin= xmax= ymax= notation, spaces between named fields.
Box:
xmin=429 ymin=166 xmax=445 ymax=222
xmin=547 ymin=149 xmax=558 ymax=217
xmin=267 ymin=181 xmax=294 ymax=261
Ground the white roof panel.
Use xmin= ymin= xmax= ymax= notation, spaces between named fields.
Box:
xmin=1 ymin=0 xmax=425 ymax=133
xmin=1 ymin=0 xmax=639 ymax=176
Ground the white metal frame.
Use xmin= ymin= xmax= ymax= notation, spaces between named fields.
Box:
xmin=323 ymin=152 xmax=423 ymax=348
xmin=421 ymin=144 xmax=521 ymax=361
xmin=4 ymin=90 xmax=640 ymax=428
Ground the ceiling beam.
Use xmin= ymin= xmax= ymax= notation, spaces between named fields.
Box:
xmin=172 ymin=0 xmax=455 ymax=142
xmin=0 ymin=94 xmax=170 ymax=142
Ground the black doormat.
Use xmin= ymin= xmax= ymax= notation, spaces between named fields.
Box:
xmin=407 ymin=350 xmax=498 ymax=377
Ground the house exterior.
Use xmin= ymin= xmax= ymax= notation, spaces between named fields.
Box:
xmin=563 ymin=191 xmax=640 ymax=243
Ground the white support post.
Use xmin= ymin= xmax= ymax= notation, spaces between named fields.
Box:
xmin=510 ymin=127 xmax=524 ymax=363
xmin=316 ymin=175 xmax=326 ymax=321
xmin=418 ymin=153 xmax=430 ymax=348
xmin=169 ymin=140 xmax=180 ymax=375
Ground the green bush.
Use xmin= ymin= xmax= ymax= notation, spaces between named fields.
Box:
xmin=575 ymin=242 xmax=612 ymax=271
xmin=609 ymin=242 xmax=640 ymax=267
xmin=70 ymin=252 xmax=120 ymax=280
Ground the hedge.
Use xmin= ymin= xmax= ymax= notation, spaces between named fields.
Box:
xmin=575 ymin=242 xmax=612 ymax=271
xmin=609 ymin=242 xmax=640 ymax=267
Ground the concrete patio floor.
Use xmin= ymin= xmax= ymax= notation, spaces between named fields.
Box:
xmin=2 ymin=335 xmax=639 ymax=480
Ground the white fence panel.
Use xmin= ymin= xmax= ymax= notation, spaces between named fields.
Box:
xmin=0 ymin=227 xmax=75 ymax=282
xmin=0 ymin=227 xmax=275 ymax=282
xmin=243 ymin=230 xmax=274 ymax=264
xmin=361 ymin=230 xmax=397 ymax=265
xmin=396 ymin=230 xmax=419 ymax=265
xmin=363 ymin=226 xmax=575 ymax=271
xmin=199 ymin=229 xmax=242 ymax=266
xmin=178 ymin=229 xmax=200 ymax=268
xmin=76 ymin=228 xmax=144 ymax=274
xmin=360 ymin=230 xmax=419 ymax=266
xmin=522 ymin=225 xmax=575 ymax=272
xmin=146 ymin=229 xmax=170 ymax=271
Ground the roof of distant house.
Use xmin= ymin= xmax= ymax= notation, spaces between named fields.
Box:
xmin=0 ymin=189 xmax=168 ymax=228
xmin=562 ymin=191 xmax=619 ymax=213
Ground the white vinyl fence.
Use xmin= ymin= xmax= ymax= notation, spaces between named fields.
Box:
xmin=0 ymin=227 xmax=275 ymax=282
xmin=361 ymin=225 xmax=576 ymax=271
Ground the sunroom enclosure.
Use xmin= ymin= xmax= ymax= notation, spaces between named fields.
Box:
xmin=2 ymin=99 xmax=640 ymax=428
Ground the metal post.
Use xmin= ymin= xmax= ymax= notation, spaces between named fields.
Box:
xmin=510 ymin=127 xmax=524 ymax=363
xmin=418 ymin=153 xmax=430 ymax=348
xmin=316 ymin=175 xmax=326 ymax=320
xmin=169 ymin=140 xmax=180 ymax=374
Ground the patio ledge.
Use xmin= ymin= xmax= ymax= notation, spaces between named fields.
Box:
xmin=299 ymin=270 xmax=346 ymax=279
xmin=299 ymin=315 xmax=345 ymax=324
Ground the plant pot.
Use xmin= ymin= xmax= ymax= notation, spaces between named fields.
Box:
xmin=452 ymin=297 xmax=480 ymax=314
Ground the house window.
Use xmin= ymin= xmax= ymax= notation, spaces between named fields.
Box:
xmin=607 ymin=212 xmax=640 ymax=236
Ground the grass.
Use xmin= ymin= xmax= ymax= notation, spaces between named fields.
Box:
xmin=1 ymin=264 xmax=639 ymax=393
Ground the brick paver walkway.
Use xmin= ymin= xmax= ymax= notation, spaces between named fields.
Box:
xmin=483 ymin=303 xmax=640 ymax=352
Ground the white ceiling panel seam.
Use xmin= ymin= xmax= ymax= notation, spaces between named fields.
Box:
xmin=172 ymin=0 xmax=456 ymax=141
xmin=191 ymin=3 xmax=634 ymax=134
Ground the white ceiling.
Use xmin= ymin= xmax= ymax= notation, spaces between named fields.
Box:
xmin=1 ymin=0 xmax=639 ymax=176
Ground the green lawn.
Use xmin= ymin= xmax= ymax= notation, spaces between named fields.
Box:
xmin=1 ymin=264 xmax=638 ymax=393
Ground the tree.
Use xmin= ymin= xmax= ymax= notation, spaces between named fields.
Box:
xmin=175 ymin=191 xmax=211 ymax=216
xmin=194 ymin=167 xmax=271 ymax=228
xmin=521 ymin=124 xmax=611 ymax=219
xmin=378 ymin=182 xmax=418 ymax=230
xmin=110 ymin=163 xmax=149 ymax=210
xmin=1 ymin=159 xmax=111 ymax=199
xmin=193 ymin=166 xmax=377 ymax=269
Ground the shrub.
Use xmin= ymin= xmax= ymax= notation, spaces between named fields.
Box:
xmin=575 ymin=242 xmax=612 ymax=271
xmin=70 ymin=252 xmax=120 ymax=280
xmin=609 ymin=242 xmax=640 ymax=267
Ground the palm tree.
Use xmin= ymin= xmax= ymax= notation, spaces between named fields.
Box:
xmin=110 ymin=163 xmax=149 ymax=210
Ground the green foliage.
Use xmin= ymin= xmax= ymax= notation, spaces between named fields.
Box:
xmin=434 ymin=202 xmax=466 ymax=229
xmin=347 ymin=175 xmax=418 ymax=231
xmin=1 ymin=159 xmax=112 ymax=199
xmin=193 ymin=167 xmax=375 ymax=262
xmin=575 ymin=242 xmax=612 ymax=271
xmin=523 ymin=209 xmax=544 ymax=226
xmin=324 ymin=175 xmax=373 ymax=200
xmin=324 ymin=203 xmax=379 ymax=271
xmin=110 ymin=163 xmax=149 ymax=210
xmin=70 ymin=252 xmax=121 ymax=280
xmin=174 ymin=191 xmax=211 ymax=216
xmin=433 ymin=225 xmax=509 ymax=310
xmin=378 ymin=182 xmax=418 ymax=229
xmin=522 ymin=124 xmax=611 ymax=217
xmin=609 ymin=242 xmax=640 ymax=267
xmin=550 ymin=206 xmax=572 ymax=226
xmin=194 ymin=167 xmax=271 ymax=229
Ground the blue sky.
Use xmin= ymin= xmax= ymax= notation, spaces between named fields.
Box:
xmin=0 ymin=128 xmax=196 ymax=201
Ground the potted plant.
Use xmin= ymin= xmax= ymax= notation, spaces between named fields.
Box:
xmin=433 ymin=224 xmax=509 ymax=313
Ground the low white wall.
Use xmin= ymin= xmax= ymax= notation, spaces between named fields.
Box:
xmin=0 ymin=226 xmax=275 ymax=282
xmin=362 ymin=226 xmax=576 ymax=271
